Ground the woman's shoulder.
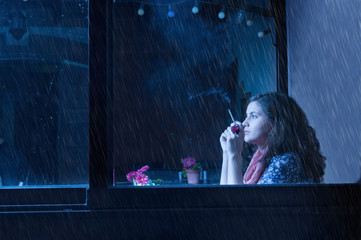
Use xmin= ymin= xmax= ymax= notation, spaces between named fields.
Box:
xmin=269 ymin=152 xmax=300 ymax=165
xmin=268 ymin=152 xmax=301 ymax=174
xmin=259 ymin=152 xmax=312 ymax=184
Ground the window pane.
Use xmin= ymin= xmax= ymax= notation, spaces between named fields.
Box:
xmin=0 ymin=1 xmax=88 ymax=186
xmin=112 ymin=1 xmax=276 ymax=186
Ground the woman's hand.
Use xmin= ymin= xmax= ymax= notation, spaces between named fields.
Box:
xmin=226 ymin=121 xmax=244 ymax=157
xmin=220 ymin=121 xmax=244 ymax=185
xmin=220 ymin=130 xmax=228 ymax=153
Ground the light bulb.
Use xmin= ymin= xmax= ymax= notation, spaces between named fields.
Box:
xmin=137 ymin=8 xmax=144 ymax=16
xmin=218 ymin=6 xmax=226 ymax=19
xmin=137 ymin=2 xmax=144 ymax=16
xmin=168 ymin=4 xmax=174 ymax=18
xmin=218 ymin=11 xmax=225 ymax=19
xmin=246 ymin=19 xmax=254 ymax=26
xmin=258 ymin=31 xmax=265 ymax=38
xmin=258 ymin=29 xmax=271 ymax=38
xmin=192 ymin=6 xmax=199 ymax=14
xmin=192 ymin=0 xmax=199 ymax=14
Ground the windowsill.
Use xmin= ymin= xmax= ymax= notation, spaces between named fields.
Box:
xmin=0 ymin=184 xmax=88 ymax=189
xmin=0 ymin=184 xmax=359 ymax=213
xmin=113 ymin=180 xmax=219 ymax=187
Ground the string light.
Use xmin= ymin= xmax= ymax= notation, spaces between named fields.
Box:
xmin=137 ymin=2 xmax=144 ymax=16
xmin=131 ymin=0 xmax=276 ymax=47
xmin=192 ymin=0 xmax=199 ymax=14
xmin=167 ymin=4 xmax=175 ymax=18
xmin=132 ymin=0 xmax=267 ymax=26
xmin=258 ymin=28 xmax=276 ymax=47
xmin=246 ymin=13 xmax=255 ymax=26
xmin=258 ymin=29 xmax=271 ymax=38
xmin=218 ymin=5 xmax=226 ymax=19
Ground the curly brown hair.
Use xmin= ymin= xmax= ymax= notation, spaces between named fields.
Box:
xmin=248 ymin=92 xmax=326 ymax=183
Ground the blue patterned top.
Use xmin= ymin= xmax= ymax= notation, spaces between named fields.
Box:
xmin=258 ymin=152 xmax=313 ymax=184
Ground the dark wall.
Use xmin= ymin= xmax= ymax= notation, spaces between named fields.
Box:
xmin=0 ymin=209 xmax=358 ymax=239
xmin=113 ymin=2 xmax=237 ymax=172
xmin=1 ymin=185 xmax=360 ymax=240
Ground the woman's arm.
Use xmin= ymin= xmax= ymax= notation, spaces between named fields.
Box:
xmin=220 ymin=151 xmax=228 ymax=185
xmin=226 ymin=152 xmax=243 ymax=184
xmin=220 ymin=131 xmax=228 ymax=184
xmin=220 ymin=123 xmax=244 ymax=184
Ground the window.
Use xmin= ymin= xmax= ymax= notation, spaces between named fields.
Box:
xmin=0 ymin=1 xmax=89 ymax=187
xmin=0 ymin=0 xmax=286 ymax=207
xmin=0 ymin=1 xmax=88 ymax=207
xmin=111 ymin=1 xmax=277 ymax=186
xmin=0 ymin=3 xmax=359 ymax=239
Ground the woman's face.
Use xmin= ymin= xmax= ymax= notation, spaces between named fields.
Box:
xmin=242 ymin=101 xmax=273 ymax=149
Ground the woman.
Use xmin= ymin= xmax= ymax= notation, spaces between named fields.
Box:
xmin=220 ymin=92 xmax=326 ymax=184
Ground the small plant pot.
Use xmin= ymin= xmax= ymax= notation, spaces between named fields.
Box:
xmin=186 ymin=169 xmax=200 ymax=184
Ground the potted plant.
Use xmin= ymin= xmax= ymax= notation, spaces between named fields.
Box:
xmin=182 ymin=157 xmax=201 ymax=184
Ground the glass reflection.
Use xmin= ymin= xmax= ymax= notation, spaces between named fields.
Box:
xmin=0 ymin=1 xmax=88 ymax=186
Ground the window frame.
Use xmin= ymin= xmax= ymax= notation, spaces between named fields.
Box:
xmin=0 ymin=0 xmax=296 ymax=209
xmin=87 ymin=0 xmax=290 ymax=209
xmin=0 ymin=0 xmax=359 ymax=213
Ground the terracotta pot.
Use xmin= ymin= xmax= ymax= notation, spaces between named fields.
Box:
xmin=186 ymin=169 xmax=200 ymax=184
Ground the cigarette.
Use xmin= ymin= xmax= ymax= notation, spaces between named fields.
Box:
xmin=228 ymin=109 xmax=235 ymax=122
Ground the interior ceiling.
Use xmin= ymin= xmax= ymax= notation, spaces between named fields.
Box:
xmin=0 ymin=0 xmax=271 ymax=47
xmin=225 ymin=0 xmax=270 ymax=9
xmin=119 ymin=0 xmax=270 ymax=10
xmin=122 ymin=0 xmax=272 ymax=17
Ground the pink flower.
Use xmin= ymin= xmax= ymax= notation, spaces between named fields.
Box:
xmin=137 ymin=165 xmax=149 ymax=174
xmin=126 ymin=171 xmax=137 ymax=182
xmin=182 ymin=157 xmax=197 ymax=169
xmin=135 ymin=173 xmax=149 ymax=185
xmin=126 ymin=165 xmax=154 ymax=185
